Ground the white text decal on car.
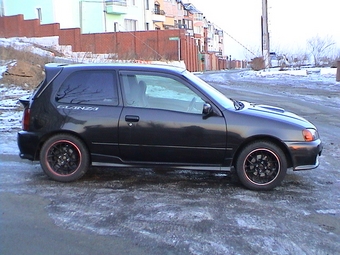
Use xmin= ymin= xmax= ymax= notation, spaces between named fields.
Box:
xmin=57 ymin=105 xmax=99 ymax=111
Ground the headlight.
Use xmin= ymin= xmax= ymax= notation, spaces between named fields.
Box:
xmin=303 ymin=128 xmax=319 ymax=142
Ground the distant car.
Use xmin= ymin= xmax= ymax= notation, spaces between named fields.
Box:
xmin=17 ymin=63 xmax=322 ymax=190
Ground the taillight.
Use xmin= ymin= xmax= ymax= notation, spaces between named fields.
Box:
xmin=22 ymin=108 xmax=30 ymax=131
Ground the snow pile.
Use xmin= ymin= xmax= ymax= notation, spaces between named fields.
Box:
xmin=0 ymin=85 xmax=30 ymax=131
xmin=0 ymin=37 xmax=186 ymax=68
xmin=0 ymin=83 xmax=30 ymax=155
xmin=245 ymin=67 xmax=337 ymax=78
xmin=238 ymin=66 xmax=339 ymax=85
xmin=256 ymin=69 xmax=308 ymax=77
xmin=0 ymin=37 xmax=56 ymax=58
xmin=320 ymin=68 xmax=338 ymax=76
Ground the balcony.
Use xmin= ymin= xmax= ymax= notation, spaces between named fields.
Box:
xmin=105 ymin=0 xmax=127 ymax=14
xmin=152 ymin=9 xmax=166 ymax=22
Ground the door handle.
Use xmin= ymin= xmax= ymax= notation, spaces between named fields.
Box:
xmin=125 ymin=115 xmax=140 ymax=122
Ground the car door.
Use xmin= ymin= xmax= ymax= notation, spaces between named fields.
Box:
xmin=118 ymin=71 xmax=227 ymax=164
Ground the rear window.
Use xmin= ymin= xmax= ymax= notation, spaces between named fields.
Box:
xmin=55 ymin=70 xmax=118 ymax=106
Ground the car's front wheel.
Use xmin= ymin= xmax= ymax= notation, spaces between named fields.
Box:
xmin=40 ymin=134 xmax=90 ymax=182
xmin=236 ymin=141 xmax=287 ymax=190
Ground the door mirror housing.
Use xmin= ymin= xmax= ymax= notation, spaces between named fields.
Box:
xmin=202 ymin=103 xmax=213 ymax=118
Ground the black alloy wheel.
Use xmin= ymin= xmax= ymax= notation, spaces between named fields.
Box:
xmin=40 ymin=134 xmax=90 ymax=182
xmin=236 ymin=141 xmax=287 ymax=190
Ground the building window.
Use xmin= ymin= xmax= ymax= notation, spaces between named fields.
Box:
xmin=124 ymin=19 xmax=137 ymax=31
xmin=154 ymin=2 xmax=160 ymax=15
xmin=188 ymin=20 xmax=193 ymax=29
xmin=195 ymin=13 xmax=203 ymax=21
xmin=36 ymin=7 xmax=42 ymax=21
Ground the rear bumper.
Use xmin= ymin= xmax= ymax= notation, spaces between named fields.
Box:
xmin=17 ymin=131 xmax=42 ymax=161
xmin=285 ymin=139 xmax=323 ymax=171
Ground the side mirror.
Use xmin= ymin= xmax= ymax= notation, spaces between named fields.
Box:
xmin=202 ymin=103 xmax=213 ymax=118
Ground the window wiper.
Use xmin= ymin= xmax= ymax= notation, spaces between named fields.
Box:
xmin=237 ymin=100 xmax=244 ymax=109
xmin=230 ymin=98 xmax=244 ymax=110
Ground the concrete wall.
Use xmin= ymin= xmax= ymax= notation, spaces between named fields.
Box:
xmin=0 ymin=14 xmax=226 ymax=72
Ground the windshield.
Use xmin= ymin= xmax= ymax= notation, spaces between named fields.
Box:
xmin=184 ymin=71 xmax=235 ymax=109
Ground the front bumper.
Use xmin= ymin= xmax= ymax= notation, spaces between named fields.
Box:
xmin=17 ymin=131 xmax=42 ymax=161
xmin=285 ymin=139 xmax=323 ymax=171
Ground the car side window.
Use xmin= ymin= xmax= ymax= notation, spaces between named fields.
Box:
xmin=56 ymin=71 xmax=118 ymax=106
xmin=120 ymin=73 xmax=205 ymax=114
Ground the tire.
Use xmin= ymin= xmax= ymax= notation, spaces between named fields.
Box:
xmin=40 ymin=134 xmax=90 ymax=182
xmin=236 ymin=141 xmax=287 ymax=191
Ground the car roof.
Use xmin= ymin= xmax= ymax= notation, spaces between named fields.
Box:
xmin=44 ymin=63 xmax=187 ymax=74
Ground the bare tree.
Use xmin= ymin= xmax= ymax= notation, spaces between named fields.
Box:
xmin=330 ymin=48 xmax=340 ymax=67
xmin=242 ymin=46 xmax=261 ymax=61
xmin=288 ymin=53 xmax=309 ymax=68
xmin=307 ymin=35 xmax=335 ymax=66
xmin=334 ymin=48 xmax=340 ymax=61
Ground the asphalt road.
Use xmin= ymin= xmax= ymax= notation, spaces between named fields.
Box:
xmin=1 ymin=70 xmax=339 ymax=255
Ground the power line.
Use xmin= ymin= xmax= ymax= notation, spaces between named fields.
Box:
xmin=117 ymin=23 xmax=165 ymax=60
xmin=223 ymin=30 xmax=257 ymax=58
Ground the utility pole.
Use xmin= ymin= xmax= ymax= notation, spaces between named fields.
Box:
xmin=262 ymin=0 xmax=270 ymax=68
xmin=103 ymin=1 xmax=107 ymax=32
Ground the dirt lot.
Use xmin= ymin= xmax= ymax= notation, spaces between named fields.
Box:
xmin=0 ymin=45 xmax=48 ymax=90
xmin=1 ymin=60 xmax=44 ymax=90
xmin=0 ymin=69 xmax=339 ymax=255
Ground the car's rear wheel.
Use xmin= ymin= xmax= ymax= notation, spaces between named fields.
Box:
xmin=236 ymin=141 xmax=287 ymax=190
xmin=40 ymin=134 xmax=89 ymax=182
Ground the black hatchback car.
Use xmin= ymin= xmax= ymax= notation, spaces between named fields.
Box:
xmin=18 ymin=63 xmax=322 ymax=190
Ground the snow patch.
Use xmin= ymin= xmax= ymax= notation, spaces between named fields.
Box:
xmin=256 ymin=69 xmax=308 ymax=77
xmin=0 ymin=64 xmax=7 ymax=79
xmin=316 ymin=209 xmax=340 ymax=215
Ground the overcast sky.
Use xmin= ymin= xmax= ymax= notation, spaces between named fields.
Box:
xmin=189 ymin=0 xmax=340 ymax=60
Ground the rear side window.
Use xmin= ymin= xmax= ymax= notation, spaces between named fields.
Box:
xmin=56 ymin=71 xmax=118 ymax=106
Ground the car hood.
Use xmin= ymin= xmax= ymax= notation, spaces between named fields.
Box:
xmin=241 ymin=101 xmax=314 ymax=127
